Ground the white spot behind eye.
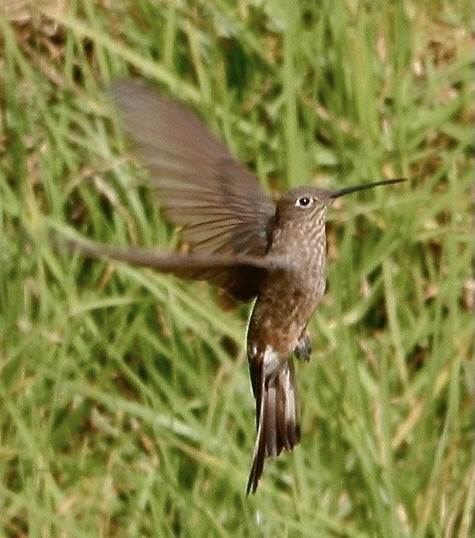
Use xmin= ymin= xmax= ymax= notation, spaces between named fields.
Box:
xmin=295 ymin=197 xmax=313 ymax=208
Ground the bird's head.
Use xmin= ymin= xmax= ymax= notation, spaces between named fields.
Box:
xmin=275 ymin=178 xmax=405 ymax=227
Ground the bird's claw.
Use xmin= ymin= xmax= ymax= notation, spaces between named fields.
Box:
xmin=294 ymin=334 xmax=312 ymax=361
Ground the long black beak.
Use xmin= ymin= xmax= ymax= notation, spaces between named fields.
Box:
xmin=330 ymin=178 xmax=406 ymax=199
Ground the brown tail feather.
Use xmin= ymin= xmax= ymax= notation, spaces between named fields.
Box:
xmin=246 ymin=360 xmax=300 ymax=494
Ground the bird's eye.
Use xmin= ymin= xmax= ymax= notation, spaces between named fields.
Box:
xmin=295 ymin=197 xmax=312 ymax=208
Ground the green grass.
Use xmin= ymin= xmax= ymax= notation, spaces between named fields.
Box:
xmin=0 ymin=1 xmax=473 ymax=536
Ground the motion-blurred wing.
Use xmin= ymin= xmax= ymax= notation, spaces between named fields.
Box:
xmin=112 ymin=80 xmax=275 ymax=256
xmin=66 ymin=237 xmax=289 ymax=299
xmin=111 ymin=81 xmax=276 ymax=299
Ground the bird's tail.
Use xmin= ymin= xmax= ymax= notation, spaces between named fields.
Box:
xmin=246 ymin=360 xmax=300 ymax=494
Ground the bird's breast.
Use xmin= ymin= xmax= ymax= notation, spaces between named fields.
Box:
xmin=247 ymin=264 xmax=325 ymax=358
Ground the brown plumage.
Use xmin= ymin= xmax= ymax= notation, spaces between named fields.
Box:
xmin=68 ymin=80 xmax=405 ymax=493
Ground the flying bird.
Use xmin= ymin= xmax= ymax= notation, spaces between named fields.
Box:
xmin=69 ymin=80 xmax=405 ymax=493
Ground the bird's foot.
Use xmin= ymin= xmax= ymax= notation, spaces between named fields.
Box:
xmin=294 ymin=334 xmax=312 ymax=362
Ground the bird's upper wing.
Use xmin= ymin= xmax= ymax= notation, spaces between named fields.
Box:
xmin=111 ymin=81 xmax=276 ymax=300
xmin=111 ymin=81 xmax=275 ymax=256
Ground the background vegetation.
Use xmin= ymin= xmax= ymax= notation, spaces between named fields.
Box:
xmin=0 ymin=0 xmax=473 ymax=536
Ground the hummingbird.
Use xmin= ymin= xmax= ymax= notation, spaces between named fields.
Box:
xmin=70 ymin=80 xmax=405 ymax=494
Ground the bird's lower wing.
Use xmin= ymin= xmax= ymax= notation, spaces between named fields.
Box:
xmin=61 ymin=236 xmax=289 ymax=300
